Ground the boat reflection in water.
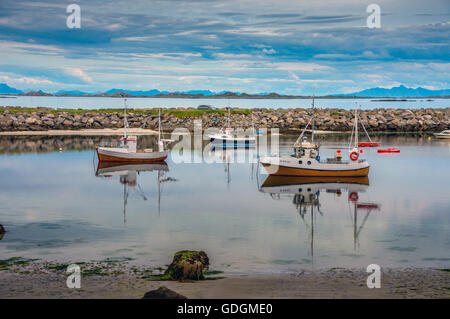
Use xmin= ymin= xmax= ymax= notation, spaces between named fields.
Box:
xmin=259 ymin=175 xmax=379 ymax=262
xmin=95 ymin=162 xmax=176 ymax=223
xmin=208 ymin=145 xmax=259 ymax=188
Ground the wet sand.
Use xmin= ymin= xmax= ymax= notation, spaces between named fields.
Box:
xmin=0 ymin=262 xmax=448 ymax=299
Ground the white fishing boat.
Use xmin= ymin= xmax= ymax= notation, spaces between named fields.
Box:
xmin=434 ymin=130 xmax=450 ymax=139
xmin=260 ymin=99 xmax=370 ymax=177
xmin=208 ymin=107 xmax=256 ymax=148
xmin=96 ymin=100 xmax=168 ymax=163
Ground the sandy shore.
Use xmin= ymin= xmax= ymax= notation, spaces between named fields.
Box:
xmin=0 ymin=260 xmax=448 ymax=299
xmin=0 ymin=128 xmax=158 ymax=136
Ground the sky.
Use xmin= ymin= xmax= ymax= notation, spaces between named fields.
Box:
xmin=0 ymin=0 xmax=449 ymax=95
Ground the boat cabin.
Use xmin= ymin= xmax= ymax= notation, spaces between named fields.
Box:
xmin=293 ymin=137 xmax=319 ymax=159
xmin=120 ymin=135 xmax=137 ymax=153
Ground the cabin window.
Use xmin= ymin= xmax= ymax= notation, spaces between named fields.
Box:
xmin=298 ymin=160 xmax=303 ymax=165
xmin=307 ymin=161 xmax=311 ymax=165
xmin=298 ymin=188 xmax=302 ymax=192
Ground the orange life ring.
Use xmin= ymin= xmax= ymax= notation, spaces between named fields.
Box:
xmin=349 ymin=192 xmax=359 ymax=202
xmin=350 ymin=151 xmax=359 ymax=161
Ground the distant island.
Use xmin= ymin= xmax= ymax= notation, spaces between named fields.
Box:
xmin=0 ymin=83 xmax=449 ymax=99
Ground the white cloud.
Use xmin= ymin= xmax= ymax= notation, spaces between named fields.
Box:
xmin=224 ymin=27 xmax=292 ymax=37
xmin=262 ymin=48 xmax=277 ymax=54
xmin=0 ymin=41 xmax=64 ymax=55
xmin=0 ymin=75 xmax=57 ymax=85
xmin=214 ymin=53 xmax=254 ymax=59
xmin=104 ymin=23 xmax=124 ymax=31
xmin=63 ymin=67 xmax=93 ymax=83
xmin=274 ymin=62 xmax=334 ymax=72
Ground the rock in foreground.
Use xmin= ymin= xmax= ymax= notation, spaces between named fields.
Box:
xmin=164 ymin=250 xmax=209 ymax=280
xmin=142 ymin=286 xmax=187 ymax=299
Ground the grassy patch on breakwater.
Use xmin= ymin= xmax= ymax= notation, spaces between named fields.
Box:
xmin=0 ymin=106 xmax=252 ymax=117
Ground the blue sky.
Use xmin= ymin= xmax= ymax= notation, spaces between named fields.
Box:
xmin=0 ymin=0 xmax=449 ymax=95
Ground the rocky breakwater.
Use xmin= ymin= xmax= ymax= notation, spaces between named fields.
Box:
xmin=0 ymin=107 xmax=448 ymax=133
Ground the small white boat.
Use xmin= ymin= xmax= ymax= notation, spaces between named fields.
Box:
xmin=209 ymin=127 xmax=256 ymax=148
xmin=97 ymin=100 xmax=168 ymax=163
xmin=434 ymin=130 xmax=450 ymax=139
xmin=208 ymin=107 xmax=256 ymax=148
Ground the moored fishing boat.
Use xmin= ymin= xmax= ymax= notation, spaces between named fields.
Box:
xmin=96 ymin=100 xmax=168 ymax=163
xmin=433 ymin=130 xmax=450 ymax=139
xmin=208 ymin=107 xmax=256 ymax=148
xmin=260 ymin=99 xmax=370 ymax=177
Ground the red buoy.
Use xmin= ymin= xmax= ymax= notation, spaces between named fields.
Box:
xmin=378 ymin=148 xmax=400 ymax=153
xmin=350 ymin=151 xmax=359 ymax=161
xmin=358 ymin=142 xmax=379 ymax=147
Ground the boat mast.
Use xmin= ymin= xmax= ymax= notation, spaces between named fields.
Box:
xmin=157 ymin=108 xmax=164 ymax=152
xmin=124 ymin=99 xmax=128 ymax=139
xmin=355 ymin=108 xmax=358 ymax=147
xmin=311 ymin=96 xmax=315 ymax=144
xmin=123 ymin=182 xmax=127 ymax=224
xmin=158 ymin=108 xmax=161 ymax=142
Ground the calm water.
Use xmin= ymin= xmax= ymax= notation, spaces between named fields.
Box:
xmin=0 ymin=135 xmax=449 ymax=273
xmin=1 ymin=95 xmax=450 ymax=110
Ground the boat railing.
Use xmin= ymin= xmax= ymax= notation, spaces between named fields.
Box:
xmin=100 ymin=142 xmax=123 ymax=148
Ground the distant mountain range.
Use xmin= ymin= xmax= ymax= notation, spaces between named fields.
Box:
xmin=0 ymin=83 xmax=23 ymax=94
xmin=339 ymin=85 xmax=450 ymax=97
xmin=0 ymin=83 xmax=449 ymax=98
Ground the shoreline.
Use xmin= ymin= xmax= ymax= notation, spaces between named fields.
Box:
xmin=0 ymin=259 xmax=448 ymax=298
xmin=0 ymin=129 xmax=441 ymax=136
xmin=0 ymin=128 xmax=158 ymax=136
xmin=2 ymin=93 xmax=450 ymax=100
xmin=1 ymin=107 xmax=449 ymax=133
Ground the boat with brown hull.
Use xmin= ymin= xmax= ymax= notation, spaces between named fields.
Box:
xmin=96 ymin=137 xmax=168 ymax=163
xmin=260 ymin=100 xmax=370 ymax=177
xmin=96 ymin=99 xmax=168 ymax=163
xmin=261 ymin=160 xmax=370 ymax=177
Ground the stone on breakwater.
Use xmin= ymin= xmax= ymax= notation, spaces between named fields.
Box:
xmin=0 ymin=107 xmax=448 ymax=133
